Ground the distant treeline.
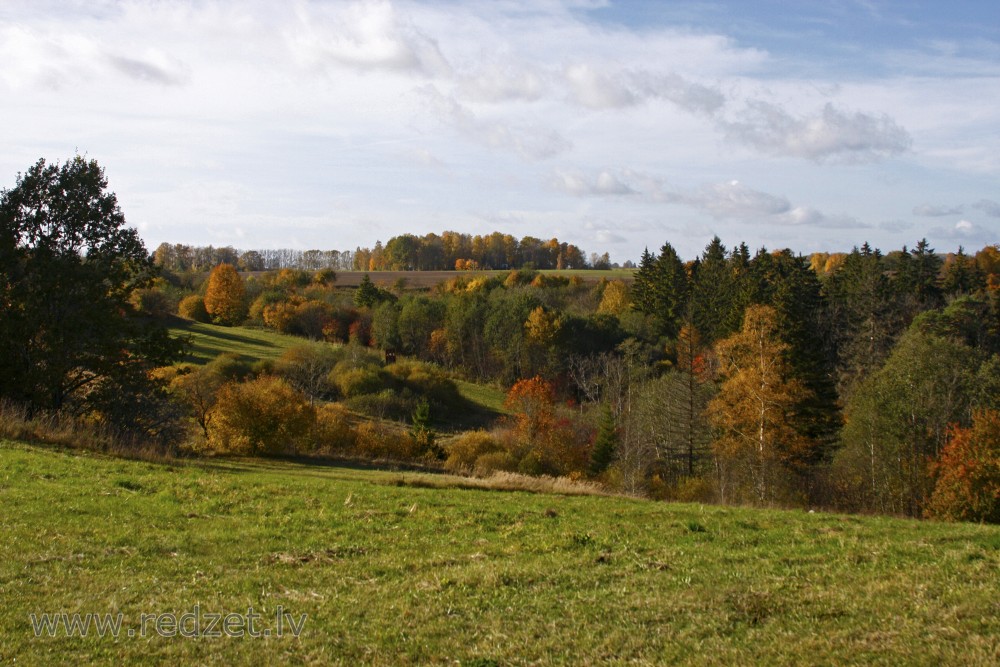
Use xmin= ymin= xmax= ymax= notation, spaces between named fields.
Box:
xmin=152 ymin=231 xmax=619 ymax=274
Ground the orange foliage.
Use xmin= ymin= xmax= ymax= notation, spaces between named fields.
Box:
xmin=926 ymin=410 xmax=1000 ymax=523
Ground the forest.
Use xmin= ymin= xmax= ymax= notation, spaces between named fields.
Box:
xmin=3 ymin=157 xmax=999 ymax=523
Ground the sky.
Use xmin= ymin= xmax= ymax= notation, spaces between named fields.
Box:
xmin=2 ymin=0 xmax=999 ymax=263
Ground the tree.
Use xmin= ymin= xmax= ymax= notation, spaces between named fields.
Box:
xmin=203 ymin=263 xmax=246 ymax=326
xmin=707 ymin=305 xmax=815 ymax=504
xmin=925 ymin=410 xmax=1000 ymax=523
xmin=0 ymin=156 xmax=181 ymax=418
xmin=834 ymin=315 xmax=986 ymax=516
xmin=589 ymin=406 xmax=618 ymax=476
xmin=631 ymin=241 xmax=689 ymax=339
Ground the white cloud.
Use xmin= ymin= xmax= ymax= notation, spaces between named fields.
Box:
xmin=721 ymin=101 xmax=912 ymax=163
xmin=565 ymin=64 xmax=637 ymax=109
xmin=456 ymin=63 xmax=547 ymax=103
xmin=288 ymin=0 xmax=450 ymax=76
xmin=417 ymin=85 xmax=571 ymax=160
xmin=913 ymin=203 xmax=963 ymax=217
xmin=678 ymin=180 xmax=792 ymax=218
xmin=551 ymin=170 xmax=635 ymax=196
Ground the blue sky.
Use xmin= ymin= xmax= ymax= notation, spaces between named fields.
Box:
xmin=2 ymin=0 xmax=998 ymax=262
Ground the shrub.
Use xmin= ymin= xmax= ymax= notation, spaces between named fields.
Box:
xmin=131 ymin=287 xmax=171 ymax=318
xmin=333 ymin=365 xmax=390 ymax=398
xmin=273 ymin=343 xmax=342 ymax=400
xmin=444 ymin=430 xmax=503 ymax=473
xmin=208 ymin=376 xmax=315 ymax=455
xmin=310 ymin=403 xmax=357 ymax=454
xmin=178 ymin=295 xmax=210 ymax=322
xmin=345 ymin=389 xmax=416 ymax=421
xmin=354 ymin=421 xmax=419 ymax=460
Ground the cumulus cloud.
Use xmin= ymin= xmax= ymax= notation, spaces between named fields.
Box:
xmin=973 ymin=199 xmax=1000 ymax=217
xmin=913 ymin=203 xmax=963 ymax=217
xmin=721 ymin=101 xmax=912 ymax=163
xmin=290 ymin=0 xmax=450 ymax=76
xmin=417 ymin=85 xmax=571 ymax=160
xmin=551 ymin=170 xmax=635 ymax=196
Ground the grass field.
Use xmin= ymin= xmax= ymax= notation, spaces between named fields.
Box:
xmin=2 ymin=440 xmax=998 ymax=665
xmin=169 ymin=320 xmax=304 ymax=366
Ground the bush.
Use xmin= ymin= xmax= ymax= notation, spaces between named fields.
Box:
xmin=345 ymin=389 xmax=416 ymax=421
xmin=444 ymin=430 xmax=503 ymax=473
xmin=208 ymin=376 xmax=315 ymax=455
xmin=273 ymin=343 xmax=343 ymax=400
xmin=333 ymin=366 xmax=390 ymax=398
xmin=310 ymin=403 xmax=356 ymax=454
xmin=178 ymin=295 xmax=210 ymax=322
xmin=354 ymin=421 xmax=419 ymax=460
xmin=131 ymin=287 xmax=172 ymax=318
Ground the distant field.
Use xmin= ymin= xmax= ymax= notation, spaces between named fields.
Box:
xmin=3 ymin=441 xmax=998 ymax=665
xmin=168 ymin=320 xmax=304 ymax=366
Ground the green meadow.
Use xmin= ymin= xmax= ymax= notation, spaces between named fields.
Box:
xmin=168 ymin=320 xmax=304 ymax=366
xmin=2 ymin=440 xmax=998 ymax=665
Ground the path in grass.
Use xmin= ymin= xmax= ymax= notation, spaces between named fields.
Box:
xmin=2 ymin=441 xmax=998 ymax=665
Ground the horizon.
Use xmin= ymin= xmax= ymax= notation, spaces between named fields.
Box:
xmin=3 ymin=0 xmax=999 ymax=263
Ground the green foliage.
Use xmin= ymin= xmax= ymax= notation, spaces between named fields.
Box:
xmin=0 ymin=156 xmax=182 ymax=421
xmin=631 ymin=242 xmax=689 ymax=339
xmin=589 ymin=406 xmax=617 ymax=476
xmin=834 ymin=322 xmax=986 ymax=516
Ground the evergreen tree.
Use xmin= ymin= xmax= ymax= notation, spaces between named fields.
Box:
xmin=589 ymin=406 xmax=618 ymax=476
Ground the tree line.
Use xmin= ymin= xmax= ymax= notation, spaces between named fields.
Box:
xmin=152 ymin=232 xmax=616 ymax=274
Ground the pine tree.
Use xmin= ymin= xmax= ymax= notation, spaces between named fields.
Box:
xmin=589 ymin=406 xmax=618 ymax=476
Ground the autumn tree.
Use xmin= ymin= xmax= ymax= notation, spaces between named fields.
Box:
xmin=0 ymin=157 xmax=181 ymax=421
xmin=203 ymin=263 xmax=246 ymax=326
xmin=925 ymin=410 xmax=1000 ymax=523
xmin=707 ymin=305 xmax=815 ymax=504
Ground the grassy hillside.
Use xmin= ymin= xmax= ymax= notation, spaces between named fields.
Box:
xmin=169 ymin=320 xmax=305 ymax=366
xmin=2 ymin=440 xmax=998 ymax=665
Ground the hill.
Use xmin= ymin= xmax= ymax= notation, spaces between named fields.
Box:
xmin=2 ymin=441 xmax=998 ymax=665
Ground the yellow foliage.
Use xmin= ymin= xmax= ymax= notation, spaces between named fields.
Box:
xmin=597 ymin=280 xmax=629 ymax=316
xmin=203 ymin=263 xmax=246 ymax=326
xmin=208 ymin=376 xmax=315 ymax=455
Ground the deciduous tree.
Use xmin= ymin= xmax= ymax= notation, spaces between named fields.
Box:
xmin=0 ymin=157 xmax=181 ymax=419
xmin=203 ymin=263 xmax=246 ymax=326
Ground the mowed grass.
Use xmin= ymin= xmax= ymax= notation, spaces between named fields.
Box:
xmin=168 ymin=320 xmax=314 ymax=366
xmin=2 ymin=441 xmax=998 ymax=665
